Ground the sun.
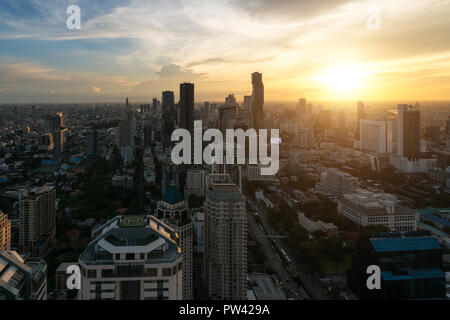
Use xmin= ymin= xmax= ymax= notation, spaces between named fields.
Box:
xmin=315 ymin=65 xmax=370 ymax=93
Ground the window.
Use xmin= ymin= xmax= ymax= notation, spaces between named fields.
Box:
xmin=101 ymin=269 xmax=114 ymax=278
xmin=162 ymin=268 xmax=171 ymax=277
xmin=145 ymin=268 xmax=158 ymax=277
xmin=115 ymin=254 xmax=120 ymax=260
xmin=126 ymin=253 xmax=135 ymax=260
xmin=87 ymin=270 xmax=97 ymax=279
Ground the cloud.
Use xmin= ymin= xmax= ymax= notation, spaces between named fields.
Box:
xmin=91 ymin=86 xmax=101 ymax=94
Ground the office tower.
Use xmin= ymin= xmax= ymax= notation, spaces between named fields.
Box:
xmin=243 ymin=96 xmax=252 ymax=111
xmin=144 ymin=117 xmax=153 ymax=147
xmin=348 ymin=234 xmax=445 ymax=299
xmin=0 ymin=251 xmax=47 ymax=300
xmin=297 ymin=98 xmax=307 ymax=116
xmin=204 ymin=174 xmax=247 ymax=300
xmin=78 ymin=215 xmax=183 ymax=300
xmin=337 ymin=190 xmax=416 ymax=231
xmin=119 ymin=97 xmax=135 ymax=164
xmin=179 ymin=83 xmax=195 ymax=135
xmin=307 ymin=103 xmax=313 ymax=115
xmin=156 ymin=184 xmax=193 ymax=300
xmin=299 ymin=128 xmax=315 ymax=149
xmin=323 ymin=168 xmax=358 ymax=198
xmin=201 ymin=102 xmax=210 ymax=124
xmin=38 ymin=133 xmax=53 ymax=151
xmin=0 ymin=211 xmax=11 ymax=251
xmin=397 ymin=104 xmax=421 ymax=160
xmin=86 ymin=129 xmax=98 ymax=155
xmin=219 ymin=105 xmax=237 ymax=133
xmin=184 ymin=169 xmax=206 ymax=198
xmin=225 ymin=94 xmax=237 ymax=106
xmin=46 ymin=112 xmax=66 ymax=157
xmin=355 ymin=101 xmax=365 ymax=139
xmin=360 ymin=119 xmax=391 ymax=153
xmin=162 ymin=91 xmax=175 ymax=115
xmin=152 ymin=98 xmax=161 ymax=114
xmin=250 ymin=72 xmax=265 ymax=130
xmin=19 ymin=184 xmax=56 ymax=257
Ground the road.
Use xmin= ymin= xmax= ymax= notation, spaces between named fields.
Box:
xmin=247 ymin=209 xmax=308 ymax=299
xmin=247 ymin=197 xmax=326 ymax=300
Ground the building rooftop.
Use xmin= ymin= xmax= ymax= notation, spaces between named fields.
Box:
xmin=381 ymin=269 xmax=444 ymax=281
xmin=162 ymin=184 xmax=184 ymax=205
xmin=370 ymin=236 xmax=441 ymax=253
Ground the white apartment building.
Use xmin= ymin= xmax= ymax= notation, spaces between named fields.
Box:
xmin=323 ymin=168 xmax=358 ymax=198
xmin=360 ymin=119 xmax=393 ymax=153
xmin=78 ymin=215 xmax=182 ymax=300
xmin=204 ymin=174 xmax=247 ymax=300
xmin=337 ymin=189 xmax=417 ymax=232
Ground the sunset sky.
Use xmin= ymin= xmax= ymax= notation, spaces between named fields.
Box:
xmin=0 ymin=0 xmax=449 ymax=103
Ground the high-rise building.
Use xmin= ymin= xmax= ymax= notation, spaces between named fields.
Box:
xmin=179 ymin=83 xmax=195 ymax=135
xmin=119 ymin=97 xmax=135 ymax=164
xmin=225 ymin=94 xmax=237 ymax=106
xmin=152 ymin=98 xmax=161 ymax=114
xmin=46 ymin=112 xmax=66 ymax=157
xmin=78 ymin=215 xmax=183 ymax=300
xmin=397 ymin=104 xmax=421 ymax=160
xmin=86 ymin=129 xmax=98 ymax=155
xmin=297 ymin=98 xmax=307 ymax=117
xmin=19 ymin=184 xmax=56 ymax=257
xmin=355 ymin=101 xmax=365 ymax=139
xmin=0 ymin=210 xmax=11 ymax=251
xmin=360 ymin=119 xmax=393 ymax=153
xmin=156 ymin=184 xmax=193 ymax=300
xmin=0 ymin=251 xmax=47 ymax=300
xmin=204 ymin=174 xmax=247 ymax=300
xmin=250 ymin=72 xmax=264 ymax=130
xmin=162 ymin=91 xmax=175 ymax=115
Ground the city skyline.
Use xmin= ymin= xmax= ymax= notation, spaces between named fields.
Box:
xmin=0 ymin=0 xmax=450 ymax=103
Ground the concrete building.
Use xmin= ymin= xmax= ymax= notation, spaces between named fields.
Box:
xmin=0 ymin=251 xmax=47 ymax=300
xmin=184 ymin=169 xmax=206 ymax=198
xmin=0 ymin=211 xmax=11 ymax=251
xmin=250 ymin=72 xmax=265 ymax=130
xmin=19 ymin=184 xmax=56 ymax=257
xmin=323 ymin=168 xmax=358 ymax=198
xmin=204 ymin=174 xmax=247 ymax=300
xmin=111 ymin=174 xmax=134 ymax=189
xmin=78 ymin=215 xmax=182 ymax=300
xmin=360 ymin=119 xmax=392 ymax=153
xmin=337 ymin=190 xmax=417 ymax=232
xmin=119 ymin=97 xmax=135 ymax=164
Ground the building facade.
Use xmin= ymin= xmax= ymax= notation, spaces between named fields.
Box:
xmin=204 ymin=174 xmax=247 ymax=300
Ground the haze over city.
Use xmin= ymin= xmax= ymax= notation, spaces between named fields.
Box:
xmin=1 ymin=0 xmax=450 ymax=103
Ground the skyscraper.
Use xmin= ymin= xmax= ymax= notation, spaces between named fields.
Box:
xmin=397 ymin=104 xmax=421 ymax=160
xmin=179 ymin=83 xmax=195 ymax=135
xmin=297 ymin=98 xmax=307 ymax=117
xmin=119 ymin=97 xmax=135 ymax=164
xmin=86 ymin=129 xmax=98 ymax=155
xmin=355 ymin=101 xmax=365 ymax=139
xmin=204 ymin=174 xmax=247 ymax=300
xmin=19 ymin=184 xmax=56 ymax=257
xmin=250 ymin=72 xmax=264 ymax=130
xmin=162 ymin=91 xmax=175 ymax=117
xmin=156 ymin=184 xmax=193 ymax=300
